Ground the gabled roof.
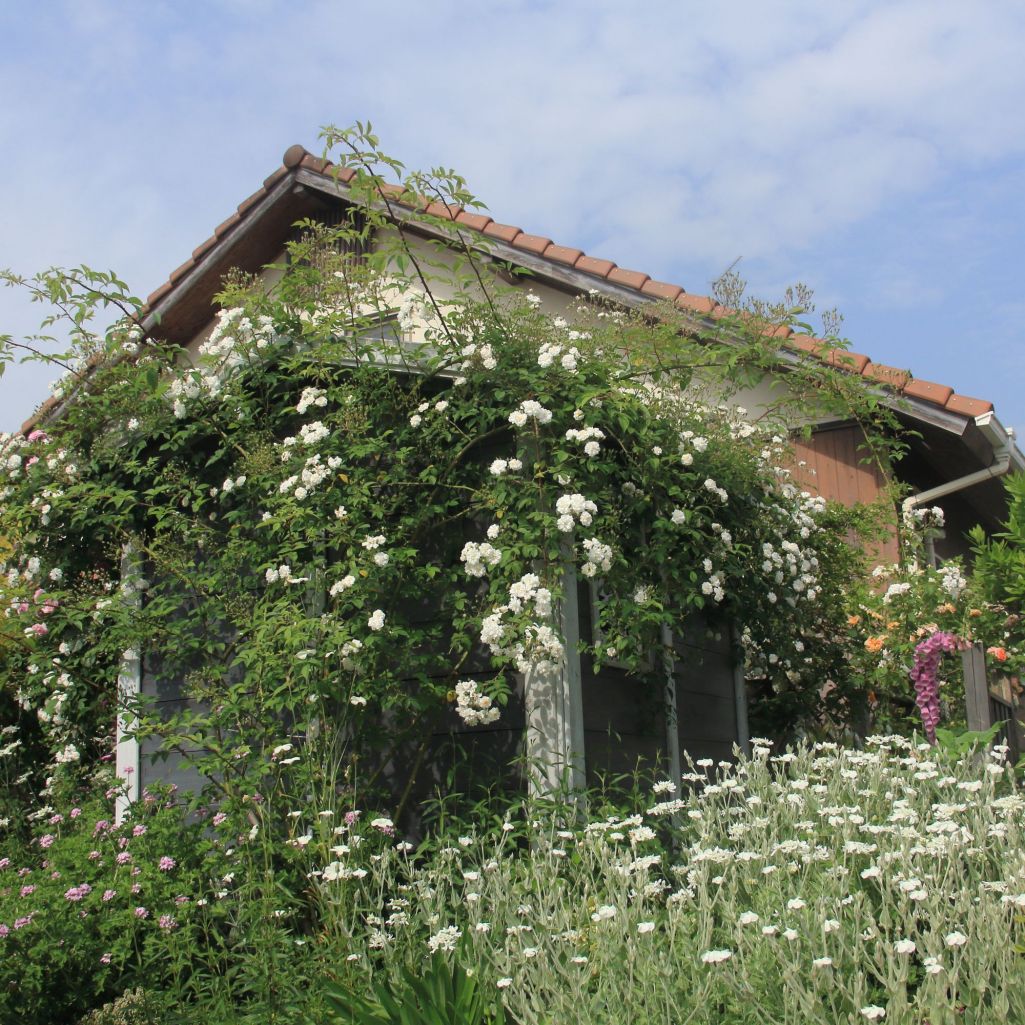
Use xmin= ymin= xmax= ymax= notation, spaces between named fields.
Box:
xmin=20 ymin=144 xmax=1006 ymax=438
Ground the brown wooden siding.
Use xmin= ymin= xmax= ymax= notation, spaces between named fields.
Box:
xmin=791 ymin=423 xmax=899 ymax=564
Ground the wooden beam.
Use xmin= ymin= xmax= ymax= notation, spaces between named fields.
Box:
xmin=963 ymin=642 xmax=991 ymax=734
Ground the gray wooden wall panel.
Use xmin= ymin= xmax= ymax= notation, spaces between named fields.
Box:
xmin=138 ymin=647 xmax=210 ymax=799
xmin=673 ymin=617 xmax=739 ymax=764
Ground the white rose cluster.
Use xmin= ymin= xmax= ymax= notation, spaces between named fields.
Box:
xmin=296 ymin=387 xmax=328 ymax=415
xmin=760 ymin=537 xmax=822 ymax=604
xmin=565 ymin=424 xmax=605 ymax=458
xmin=460 ymin=341 xmax=497 ymax=371
xmin=508 ymin=399 xmax=553 ymax=428
xmin=940 ymin=563 xmax=967 ymax=600
xmin=703 ymin=478 xmax=729 ymax=503
xmin=454 ymin=679 xmax=500 ymax=726
xmin=265 ymin=564 xmax=308 ymax=585
xmin=168 ymin=307 xmax=279 ymax=417
xmin=580 ymin=538 xmax=614 ymax=578
xmin=298 ymin=421 xmax=330 ymax=446
xmin=882 ymin=582 xmax=912 ymax=604
xmin=902 ymin=503 xmax=945 ymax=531
xmin=460 ymin=541 xmax=502 ymax=578
xmin=480 ymin=573 xmax=562 ymax=674
xmin=490 ymin=458 xmax=523 ymax=477
xmin=555 ymin=493 xmax=597 ymax=533
xmin=537 ymin=341 xmax=582 ymax=374
xmin=278 ymin=453 xmax=336 ymax=501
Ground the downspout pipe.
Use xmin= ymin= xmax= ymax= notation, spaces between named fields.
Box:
xmin=902 ymin=412 xmax=1019 ymax=514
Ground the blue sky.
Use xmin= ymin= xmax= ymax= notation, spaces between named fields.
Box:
xmin=2 ymin=0 xmax=1024 ymax=437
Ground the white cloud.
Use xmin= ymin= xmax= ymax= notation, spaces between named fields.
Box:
xmin=3 ymin=0 xmax=1025 ymax=430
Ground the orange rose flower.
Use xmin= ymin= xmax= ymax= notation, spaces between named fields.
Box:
xmin=987 ymin=646 xmax=1008 ymax=662
xmin=847 ymin=614 xmax=861 ymax=627
xmin=865 ymin=636 xmax=886 ymax=653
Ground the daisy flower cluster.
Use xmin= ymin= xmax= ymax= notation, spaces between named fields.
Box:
xmin=296 ymin=735 xmax=1025 ymax=1025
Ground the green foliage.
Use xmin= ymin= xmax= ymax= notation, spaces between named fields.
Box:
xmin=322 ymin=949 xmax=507 ymax=1025
xmin=934 ymin=722 xmax=1002 ymax=758
xmin=970 ymin=473 xmax=1025 ymax=609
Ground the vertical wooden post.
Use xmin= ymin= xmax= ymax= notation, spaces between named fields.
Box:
xmin=731 ymin=623 xmax=751 ymax=757
xmin=524 ymin=560 xmax=586 ymax=798
xmin=659 ymin=607 xmax=683 ymax=788
xmin=115 ymin=544 xmax=142 ymax=824
xmin=963 ymin=642 xmax=991 ymax=734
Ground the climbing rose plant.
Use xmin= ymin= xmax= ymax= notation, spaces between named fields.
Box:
xmin=0 ymin=125 xmax=878 ymax=828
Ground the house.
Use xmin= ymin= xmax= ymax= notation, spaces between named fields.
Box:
xmin=22 ymin=144 xmax=1023 ymax=818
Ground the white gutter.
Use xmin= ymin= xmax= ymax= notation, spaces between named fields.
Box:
xmin=903 ymin=412 xmax=1022 ymax=512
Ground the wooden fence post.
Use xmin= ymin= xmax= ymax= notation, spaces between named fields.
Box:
xmin=962 ymin=642 xmax=991 ymax=734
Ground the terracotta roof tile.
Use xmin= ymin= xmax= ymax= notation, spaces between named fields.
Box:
xmin=146 ymin=280 xmax=174 ymax=306
xmin=482 ymin=222 xmax=523 ymax=244
xmin=282 ymin=144 xmax=307 ymax=168
xmin=675 ymin=292 xmax=716 ymax=315
xmin=945 ymin=394 xmax=993 ymax=417
xmin=262 ymin=165 xmax=289 ymax=190
xmin=214 ymin=212 xmax=241 ymax=238
xmin=22 ymin=397 xmax=58 ymax=434
xmin=786 ymin=334 xmax=825 ymax=356
xmin=299 ymin=153 xmax=331 ymax=173
xmin=641 ymin=279 xmax=683 ymax=302
xmin=863 ymin=362 xmax=911 ymax=390
xmin=425 ymin=201 xmax=463 ymax=221
xmin=191 ymin=235 xmax=218 ymax=262
xmin=904 ymin=378 xmax=954 ymax=406
xmin=575 ymin=255 xmax=616 ymax=278
xmin=169 ymin=259 xmax=195 ymax=285
xmin=762 ymin=324 xmax=793 ymax=339
xmin=512 ymin=233 xmax=553 ymax=256
xmin=542 ymin=243 xmax=583 ymax=267
xmin=237 ymin=188 xmax=266 ymax=217
xmin=607 ymin=267 xmax=649 ymax=290
xmin=455 ymin=211 xmax=493 ymax=232
xmin=825 ymin=349 xmax=870 ymax=373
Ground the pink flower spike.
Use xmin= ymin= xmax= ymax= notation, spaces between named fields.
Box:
xmin=910 ymin=630 xmax=959 ymax=744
